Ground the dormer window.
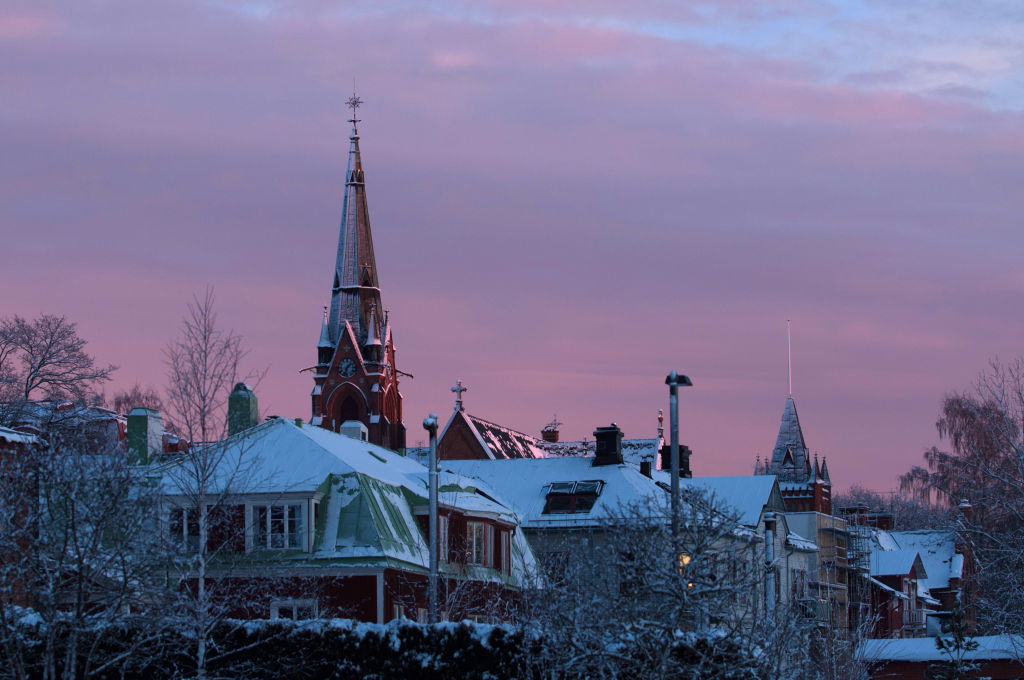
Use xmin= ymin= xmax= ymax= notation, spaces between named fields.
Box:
xmin=542 ymin=480 xmax=604 ymax=514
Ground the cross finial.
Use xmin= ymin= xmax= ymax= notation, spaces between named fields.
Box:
xmin=451 ymin=379 xmax=468 ymax=411
xmin=346 ymin=89 xmax=363 ymax=136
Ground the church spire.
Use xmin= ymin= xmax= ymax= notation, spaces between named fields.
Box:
xmin=312 ymin=93 xmax=405 ymax=451
xmin=326 ymin=92 xmax=382 ymax=349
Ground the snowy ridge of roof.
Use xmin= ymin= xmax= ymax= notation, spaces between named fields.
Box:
xmin=0 ymin=426 xmax=37 ymax=445
xmin=861 ymin=635 xmax=1024 ymax=662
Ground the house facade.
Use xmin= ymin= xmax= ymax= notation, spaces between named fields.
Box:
xmin=158 ymin=418 xmax=536 ymax=623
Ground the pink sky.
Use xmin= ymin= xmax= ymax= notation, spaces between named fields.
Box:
xmin=3 ymin=0 xmax=1024 ymax=492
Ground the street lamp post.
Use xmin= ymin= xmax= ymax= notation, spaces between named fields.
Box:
xmin=423 ymin=413 xmax=439 ymax=624
xmin=665 ymin=371 xmax=693 ymax=540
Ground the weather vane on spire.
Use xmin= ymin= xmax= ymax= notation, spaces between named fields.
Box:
xmin=346 ymin=89 xmax=363 ymax=135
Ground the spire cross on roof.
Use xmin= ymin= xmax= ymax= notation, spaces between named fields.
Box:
xmin=346 ymin=91 xmax=363 ymax=135
xmin=451 ymin=379 xmax=467 ymax=412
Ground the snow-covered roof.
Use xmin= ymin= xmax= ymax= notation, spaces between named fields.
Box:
xmin=467 ymin=415 xmax=547 ymax=459
xmin=870 ymin=548 xmax=925 ymax=578
xmin=0 ymin=426 xmax=37 ymax=445
xmin=648 ymin=473 xmax=782 ymax=527
xmin=860 ymin=635 xmax=1024 ymax=662
xmin=441 ymin=457 xmax=667 ymax=529
xmin=786 ymin=531 xmax=818 ymax=552
xmin=863 ymin=574 xmax=909 ymax=600
xmin=888 ymin=530 xmax=959 ymax=594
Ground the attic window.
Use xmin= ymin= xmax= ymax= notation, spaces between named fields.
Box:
xmin=542 ymin=480 xmax=604 ymax=514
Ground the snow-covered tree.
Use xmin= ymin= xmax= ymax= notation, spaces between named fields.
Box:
xmin=521 ymin=489 xmax=813 ymax=679
xmin=900 ymin=359 xmax=1024 ymax=633
xmin=0 ymin=423 xmax=172 ymax=680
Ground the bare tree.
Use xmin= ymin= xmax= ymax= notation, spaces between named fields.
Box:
xmin=899 ymin=359 xmax=1024 ymax=633
xmin=164 ymin=287 xmax=263 ymax=444
xmin=0 ymin=314 xmax=116 ymax=425
xmin=162 ymin=286 xmax=266 ymax=679
xmin=108 ymin=382 xmax=165 ymax=417
xmin=833 ymin=484 xmax=951 ymax=530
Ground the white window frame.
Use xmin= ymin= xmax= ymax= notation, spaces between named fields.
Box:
xmin=270 ymin=598 xmax=317 ymax=620
xmin=486 ymin=524 xmax=495 ymax=567
xmin=467 ymin=521 xmax=486 ymax=566
xmin=439 ymin=515 xmax=449 ymax=563
xmin=501 ymin=530 xmax=511 ymax=574
xmin=251 ymin=502 xmax=305 ymax=551
xmin=168 ymin=506 xmax=200 ymax=554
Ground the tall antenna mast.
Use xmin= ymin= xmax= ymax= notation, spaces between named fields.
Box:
xmin=787 ymin=319 xmax=792 ymax=396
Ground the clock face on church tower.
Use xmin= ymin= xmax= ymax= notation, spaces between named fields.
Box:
xmin=338 ymin=358 xmax=357 ymax=377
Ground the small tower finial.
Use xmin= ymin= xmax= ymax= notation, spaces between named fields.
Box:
xmin=657 ymin=408 xmax=664 ymax=440
xmin=787 ymin=319 xmax=792 ymax=396
xmin=451 ymin=379 xmax=467 ymax=412
xmin=346 ymin=88 xmax=363 ymax=136
xmin=323 ymin=305 xmax=328 ymax=324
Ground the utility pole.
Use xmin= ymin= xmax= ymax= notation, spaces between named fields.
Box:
xmin=665 ymin=371 xmax=693 ymax=540
xmin=423 ymin=413 xmax=439 ymax=624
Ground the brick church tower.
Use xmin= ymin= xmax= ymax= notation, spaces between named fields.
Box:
xmin=310 ymin=96 xmax=405 ymax=450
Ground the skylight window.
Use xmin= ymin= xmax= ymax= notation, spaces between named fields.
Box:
xmin=542 ymin=480 xmax=604 ymax=514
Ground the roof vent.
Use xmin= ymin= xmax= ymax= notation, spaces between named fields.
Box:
xmin=339 ymin=419 xmax=368 ymax=442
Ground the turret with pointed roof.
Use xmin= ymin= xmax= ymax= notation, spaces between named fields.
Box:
xmin=769 ymin=395 xmax=811 ymax=482
xmin=765 ymin=394 xmax=832 ymax=513
xmin=311 ymin=96 xmax=405 ymax=451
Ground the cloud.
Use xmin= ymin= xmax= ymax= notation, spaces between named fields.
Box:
xmin=2 ymin=0 xmax=1024 ymax=491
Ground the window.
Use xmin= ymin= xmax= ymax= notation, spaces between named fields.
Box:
xmin=416 ymin=608 xmax=428 ymax=624
xmin=439 ymin=515 xmax=449 ymax=562
xmin=501 ymin=531 xmax=511 ymax=574
xmin=392 ymin=604 xmax=405 ymax=620
xmin=791 ymin=568 xmax=807 ymax=599
xmin=270 ymin=599 xmax=317 ymax=620
xmin=252 ymin=503 xmax=303 ymax=550
xmin=168 ymin=507 xmax=200 ymax=553
xmin=467 ymin=521 xmax=486 ymax=566
xmin=541 ymin=481 xmax=604 ymax=514
xmin=486 ymin=524 xmax=495 ymax=567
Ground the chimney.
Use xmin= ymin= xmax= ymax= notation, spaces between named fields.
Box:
xmin=640 ymin=461 xmax=652 ymax=478
xmin=127 ymin=407 xmax=163 ymax=463
xmin=228 ymin=383 xmax=259 ymax=436
xmin=659 ymin=443 xmax=693 ymax=478
xmin=541 ymin=416 xmax=562 ymax=443
xmin=592 ymin=423 xmax=623 ymax=466
xmin=958 ymin=499 xmax=973 ymax=523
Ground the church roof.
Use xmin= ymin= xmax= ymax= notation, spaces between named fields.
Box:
xmin=466 ymin=414 xmax=546 ymax=459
